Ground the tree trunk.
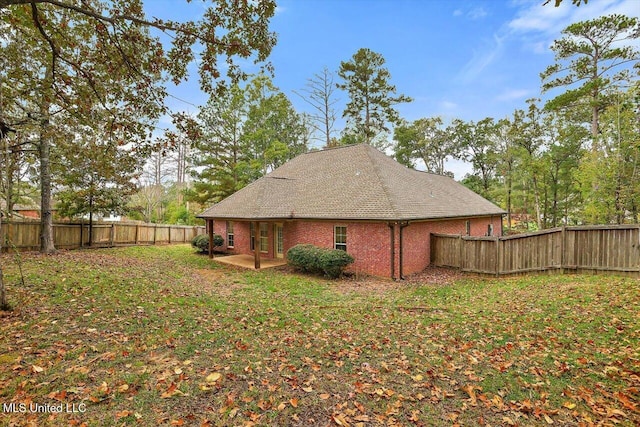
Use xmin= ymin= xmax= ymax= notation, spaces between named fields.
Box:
xmin=532 ymin=176 xmax=542 ymax=230
xmin=0 ymin=213 xmax=7 ymax=310
xmin=39 ymin=128 xmax=56 ymax=254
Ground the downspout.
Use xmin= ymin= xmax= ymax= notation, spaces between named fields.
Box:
xmin=399 ymin=221 xmax=410 ymax=280
xmin=388 ymin=222 xmax=395 ymax=280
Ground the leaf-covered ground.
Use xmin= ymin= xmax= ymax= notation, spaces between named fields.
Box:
xmin=0 ymin=245 xmax=638 ymax=426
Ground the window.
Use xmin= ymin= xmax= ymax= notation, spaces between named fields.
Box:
xmin=226 ymin=221 xmax=234 ymax=248
xmin=465 ymin=220 xmax=471 ymax=236
xmin=334 ymin=226 xmax=347 ymax=251
xmin=487 ymin=223 xmax=494 ymax=237
xmin=250 ymin=222 xmax=255 ymax=251
xmin=260 ymin=223 xmax=268 ymax=253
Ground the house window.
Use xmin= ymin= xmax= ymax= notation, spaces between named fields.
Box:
xmin=334 ymin=226 xmax=347 ymax=251
xmin=487 ymin=223 xmax=494 ymax=236
xmin=250 ymin=222 xmax=255 ymax=251
xmin=226 ymin=221 xmax=234 ymax=248
xmin=260 ymin=223 xmax=268 ymax=253
xmin=465 ymin=220 xmax=471 ymax=236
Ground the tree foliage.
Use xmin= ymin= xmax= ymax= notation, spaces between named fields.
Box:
xmin=54 ymin=132 xmax=140 ymax=222
xmin=186 ymin=75 xmax=309 ymax=207
xmin=0 ymin=0 xmax=276 ymax=252
xmin=393 ymin=117 xmax=458 ymax=176
xmin=541 ymin=14 xmax=639 ymax=141
xmin=337 ymin=48 xmax=412 ymax=148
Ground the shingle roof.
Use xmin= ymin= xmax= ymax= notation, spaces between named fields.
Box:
xmin=198 ymin=144 xmax=505 ymax=221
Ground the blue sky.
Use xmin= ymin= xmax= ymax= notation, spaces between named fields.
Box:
xmin=149 ymin=0 xmax=639 ymax=177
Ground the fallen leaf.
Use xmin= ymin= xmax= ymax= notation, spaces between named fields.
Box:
xmin=116 ymin=410 xmax=132 ymax=419
xmin=161 ymin=382 xmax=184 ymax=398
xmin=206 ymin=372 xmax=222 ymax=383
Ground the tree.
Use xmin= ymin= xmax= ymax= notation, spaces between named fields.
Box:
xmin=451 ymin=118 xmax=500 ymax=200
xmin=242 ymin=75 xmax=309 ymax=180
xmin=578 ymin=83 xmax=640 ymax=224
xmin=188 ymin=84 xmax=248 ymax=205
xmin=187 ymin=75 xmax=309 ymax=206
xmin=541 ymin=14 xmax=639 ymax=145
xmin=538 ymin=111 xmax=586 ymax=227
xmin=54 ymin=131 xmax=140 ymax=244
xmin=294 ymin=67 xmax=339 ymax=148
xmin=337 ymin=48 xmax=412 ymax=148
xmin=393 ymin=117 xmax=458 ymax=176
xmin=1 ymin=0 xmax=276 ymax=252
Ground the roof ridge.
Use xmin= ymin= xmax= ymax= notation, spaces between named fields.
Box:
xmin=297 ymin=143 xmax=364 ymax=156
xmin=362 ymin=144 xmax=402 ymax=219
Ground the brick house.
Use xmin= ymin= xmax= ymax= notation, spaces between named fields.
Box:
xmin=198 ymin=144 xmax=505 ymax=279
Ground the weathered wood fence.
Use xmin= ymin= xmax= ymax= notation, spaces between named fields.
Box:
xmin=431 ymin=225 xmax=640 ymax=276
xmin=0 ymin=220 xmax=205 ymax=252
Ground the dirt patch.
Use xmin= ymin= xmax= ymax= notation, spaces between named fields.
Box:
xmin=333 ymin=267 xmax=464 ymax=294
xmin=191 ymin=268 xmax=246 ymax=295
xmin=404 ymin=266 xmax=465 ymax=286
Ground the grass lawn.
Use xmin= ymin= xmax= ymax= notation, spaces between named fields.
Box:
xmin=0 ymin=245 xmax=638 ymax=426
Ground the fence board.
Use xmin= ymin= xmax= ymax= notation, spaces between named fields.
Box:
xmin=0 ymin=220 xmax=204 ymax=252
xmin=431 ymin=225 xmax=640 ymax=277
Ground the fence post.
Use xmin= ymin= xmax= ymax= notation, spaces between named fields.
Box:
xmin=153 ymin=224 xmax=157 ymax=245
xmin=110 ymin=223 xmax=115 ymax=247
xmin=561 ymin=226 xmax=566 ymax=274
xmin=135 ymin=224 xmax=139 ymax=245
xmin=168 ymin=226 xmax=171 ymax=244
xmin=458 ymin=234 xmax=463 ymax=271
xmin=495 ymin=237 xmax=501 ymax=276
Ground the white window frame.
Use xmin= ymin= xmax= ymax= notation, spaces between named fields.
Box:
xmin=259 ymin=223 xmax=269 ymax=253
xmin=334 ymin=225 xmax=347 ymax=251
xmin=226 ymin=221 xmax=234 ymax=248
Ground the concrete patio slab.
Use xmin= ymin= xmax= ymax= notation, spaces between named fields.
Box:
xmin=212 ymin=254 xmax=287 ymax=270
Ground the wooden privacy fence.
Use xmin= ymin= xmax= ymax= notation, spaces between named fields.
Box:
xmin=431 ymin=225 xmax=640 ymax=276
xmin=0 ymin=221 xmax=205 ymax=252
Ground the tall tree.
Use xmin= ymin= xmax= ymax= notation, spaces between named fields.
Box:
xmin=393 ymin=117 xmax=458 ymax=176
xmin=1 ymin=0 xmax=276 ymax=253
xmin=242 ymin=75 xmax=309 ymax=180
xmin=55 ymin=132 xmax=140 ymax=243
xmin=188 ymin=84 xmax=248 ymax=205
xmin=541 ymin=14 xmax=639 ymax=145
xmin=337 ymin=48 xmax=412 ymax=148
xmin=578 ymin=83 xmax=640 ymax=224
xmin=452 ymin=118 xmax=500 ymax=200
xmin=294 ymin=67 xmax=339 ymax=148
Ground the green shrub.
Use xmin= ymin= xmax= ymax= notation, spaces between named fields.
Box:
xmin=319 ymin=249 xmax=355 ymax=279
xmin=287 ymin=244 xmax=354 ymax=279
xmin=191 ymin=234 xmax=224 ymax=253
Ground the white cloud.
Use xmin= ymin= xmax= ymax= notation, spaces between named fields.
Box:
xmin=496 ymin=88 xmax=532 ymax=101
xmin=440 ymin=100 xmax=458 ymax=110
xmin=507 ymin=0 xmax=637 ymax=53
xmin=453 ymin=5 xmax=489 ymax=20
xmin=468 ymin=7 xmax=488 ymax=20
xmin=456 ymin=33 xmax=506 ymax=83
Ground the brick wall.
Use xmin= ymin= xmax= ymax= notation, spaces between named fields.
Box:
xmin=212 ymin=216 xmax=502 ymax=278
